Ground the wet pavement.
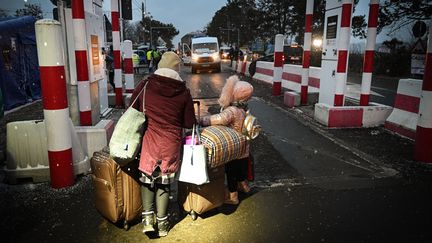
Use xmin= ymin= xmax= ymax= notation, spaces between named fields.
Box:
xmin=1 ymin=62 xmax=432 ymax=242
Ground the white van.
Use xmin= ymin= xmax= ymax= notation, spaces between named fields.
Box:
xmin=190 ymin=37 xmax=221 ymax=73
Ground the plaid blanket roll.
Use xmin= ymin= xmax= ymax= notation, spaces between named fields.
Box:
xmin=200 ymin=125 xmax=247 ymax=168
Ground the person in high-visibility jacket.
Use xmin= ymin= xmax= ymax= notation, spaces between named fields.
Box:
xmin=132 ymin=53 xmax=140 ymax=67
xmin=132 ymin=52 xmax=140 ymax=73
xmin=147 ymin=49 xmax=153 ymax=73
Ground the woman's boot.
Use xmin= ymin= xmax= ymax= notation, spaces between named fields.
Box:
xmin=238 ymin=180 xmax=251 ymax=193
xmin=142 ymin=211 xmax=155 ymax=233
xmin=224 ymin=189 xmax=239 ymax=205
xmin=157 ymin=216 xmax=169 ymax=237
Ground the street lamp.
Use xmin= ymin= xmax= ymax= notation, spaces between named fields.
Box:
xmin=313 ymin=38 xmax=322 ymax=48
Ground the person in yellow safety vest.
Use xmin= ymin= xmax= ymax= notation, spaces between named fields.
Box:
xmin=152 ymin=49 xmax=161 ymax=70
xmin=132 ymin=53 xmax=140 ymax=73
xmin=147 ymin=49 xmax=154 ymax=73
xmin=132 ymin=53 xmax=140 ymax=67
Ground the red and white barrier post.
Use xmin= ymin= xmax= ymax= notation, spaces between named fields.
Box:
xmin=123 ymin=40 xmax=134 ymax=93
xmin=334 ymin=0 xmax=353 ymax=106
xmin=35 ymin=20 xmax=74 ymax=188
xmin=273 ymin=34 xmax=284 ymax=95
xmin=112 ymin=0 xmax=123 ymax=107
xmin=72 ymin=0 xmax=92 ymax=125
xmin=301 ymin=0 xmax=314 ymax=105
xmin=414 ymin=23 xmax=432 ymax=163
xmin=360 ymin=0 xmax=379 ymax=106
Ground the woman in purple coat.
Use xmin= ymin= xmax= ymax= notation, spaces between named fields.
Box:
xmin=130 ymin=52 xmax=196 ymax=237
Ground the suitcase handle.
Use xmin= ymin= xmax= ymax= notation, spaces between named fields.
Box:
xmin=193 ymin=100 xmax=201 ymax=121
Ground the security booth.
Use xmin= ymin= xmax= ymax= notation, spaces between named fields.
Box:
xmin=59 ymin=0 xmax=107 ymax=125
xmin=314 ymin=0 xmax=393 ymax=129
xmin=319 ymin=0 xmax=349 ymax=106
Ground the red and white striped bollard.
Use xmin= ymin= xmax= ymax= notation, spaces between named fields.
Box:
xmin=360 ymin=0 xmax=379 ymax=106
xmin=334 ymin=0 xmax=353 ymax=106
xmin=414 ymin=23 xmax=432 ymax=163
xmin=112 ymin=0 xmax=123 ymax=107
xmin=301 ymin=0 xmax=314 ymax=105
xmin=123 ymin=40 xmax=134 ymax=93
xmin=273 ymin=34 xmax=284 ymax=96
xmin=35 ymin=19 xmax=74 ymax=189
xmin=72 ymin=0 xmax=92 ymax=125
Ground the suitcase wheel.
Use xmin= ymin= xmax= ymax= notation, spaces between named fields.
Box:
xmin=123 ymin=221 xmax=130 ymax=231
xmin=190 ymin=210 xmax=198 ymax=221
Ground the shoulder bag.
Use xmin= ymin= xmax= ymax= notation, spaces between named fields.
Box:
xmin=179 ymin=124 xmax=209 ymax=185
xmin=109 ymin=81 xmax=149 ymax=166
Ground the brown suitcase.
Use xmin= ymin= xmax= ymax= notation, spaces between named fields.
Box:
xmin=90 ymin=148 xmax=143 ymax=229
xmin=177 ymin=165 xmax=225 ymax=220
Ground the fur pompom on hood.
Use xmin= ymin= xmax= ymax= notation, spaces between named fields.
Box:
xmin=218 ymin=75 xmax=253 ymax=108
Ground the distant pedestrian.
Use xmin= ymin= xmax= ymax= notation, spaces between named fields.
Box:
xmin=129 ymin=51 xmax=196 ymax=237
xmin=152 ymin=49 xmax=161 ymax=69
xmin=234 ymin=46 xmax=240 ymax=62
xmin=146 ymin=49 xmax=154 ymax=73
xmin=105 ymin=45 xmax=115 ymax=90
xmin=229 ymin=46 xmax=234 ymax=67
xmin=199 ymin=75 xmax=254 ymax=204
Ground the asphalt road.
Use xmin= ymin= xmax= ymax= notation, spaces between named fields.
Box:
xmin=346 ymin=72 xmax=399 ymax=106
xmin=0 ymin=62 xmax=431 ymax=242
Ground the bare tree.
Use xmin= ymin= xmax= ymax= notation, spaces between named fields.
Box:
xmin=15 ymin=4 xmax=43 ymax=19
xmin=379 ymin=0 xmax=431 ymax=35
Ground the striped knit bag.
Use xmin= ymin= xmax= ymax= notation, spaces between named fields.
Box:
xmin=200 ymin=125 xmax=247 ymax=168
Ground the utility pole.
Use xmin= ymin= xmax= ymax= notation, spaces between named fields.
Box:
xmin=141 ymin=1 xmax=144 ymax=43
xmin=220 ymin=28 xmax=239 ymax=48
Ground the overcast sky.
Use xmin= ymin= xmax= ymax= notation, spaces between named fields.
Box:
xmin=123 ymin=0 xmax=227 ymax=45
xmin=0 ymin=0 xmax=412 ymax=47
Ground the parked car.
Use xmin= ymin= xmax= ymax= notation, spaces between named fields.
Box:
xmin=284 ymin=45 xmax=303 ymax=65
xmin=220 ymin=46 xmax=231 ymax=59
xmin=248 ymin=45 xmax=304 ymax=76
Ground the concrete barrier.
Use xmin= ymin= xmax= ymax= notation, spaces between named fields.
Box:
xmin=75 ymin=119 xmax=115 ymax=158
xmin=385 ymin=78 xmax=422 ymax=139
xmin=284 ymin=91 xmax=300 ymax=108
xmin=284 ymin=91 xmax=319 ymax=108
xmin=282 ymin=65 xmax=320 ymax=93
xmin=253 ymin=61 xmax=273 ymax=84
xmin=315 ymin=102 xmax=393 ymax=128
xmin=237 ymin=61 xmax=320 ymax=103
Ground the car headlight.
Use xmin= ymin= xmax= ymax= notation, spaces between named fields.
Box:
xmin=212 ymin=52 xmax=220 ymax=61
xmin=192 ymin=54 xmax=198 ymax=61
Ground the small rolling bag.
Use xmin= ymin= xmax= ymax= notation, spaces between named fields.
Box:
xmin=90 ymin=148 xmax=142 ymax=229
xmin=178 ymin=101 xmax=225 ymax=220
xmin=177 ymin=165 xmax=225 ymax=220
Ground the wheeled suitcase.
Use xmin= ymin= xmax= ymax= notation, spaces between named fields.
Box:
xmin=177 ymin=165 xmax=225 ymax=220
xmin=90 ymin=148 xmax=142 ymax=229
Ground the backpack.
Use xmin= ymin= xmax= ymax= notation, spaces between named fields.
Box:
xmin=242 ymin=110 xmax=261 ymax=140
